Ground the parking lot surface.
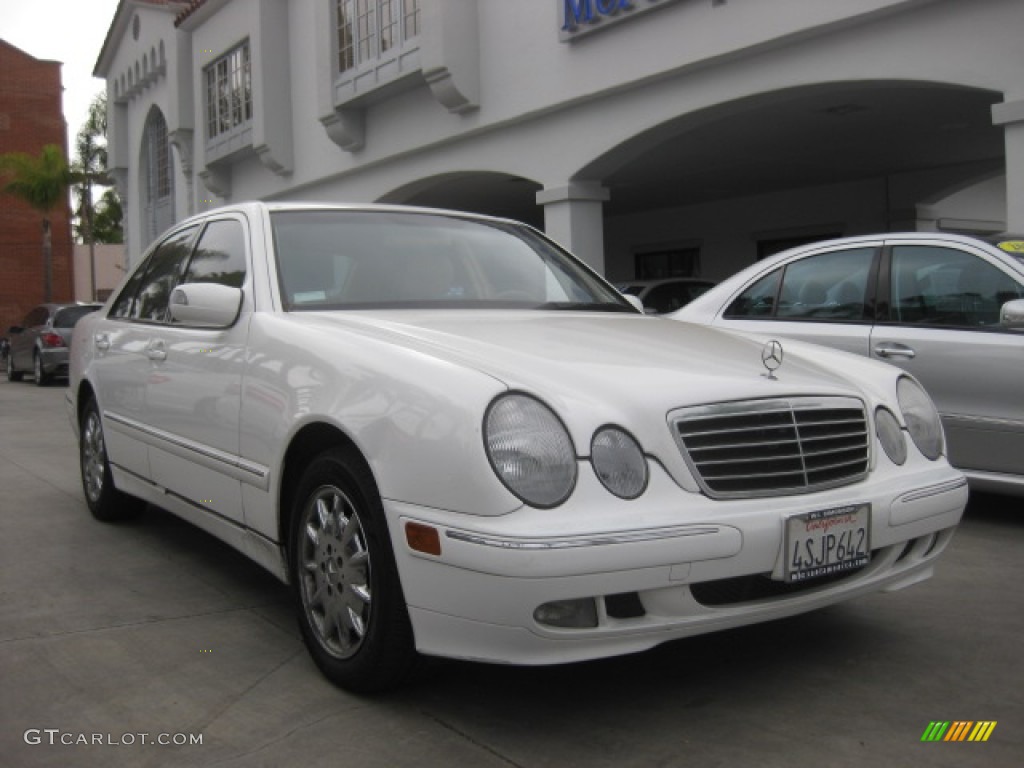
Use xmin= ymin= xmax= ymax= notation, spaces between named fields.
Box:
xmin=1 ymin=380 xmax=1021 ymax=767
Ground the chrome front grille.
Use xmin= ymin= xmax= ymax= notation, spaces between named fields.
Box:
xmin=671 ymin=397 xmax=869 ymax=498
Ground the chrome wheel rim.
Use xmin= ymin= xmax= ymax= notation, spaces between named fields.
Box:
xmin=81 ymin=411 xmax=106 ymax=503
xmin=299 ymin=485 xmax=372 ymax=659
xmin=34 ymin=355 xmax=41 ymax=381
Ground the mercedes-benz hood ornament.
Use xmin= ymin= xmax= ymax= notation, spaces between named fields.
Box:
xmin=761 ymin=339 xmax=784 ymax=379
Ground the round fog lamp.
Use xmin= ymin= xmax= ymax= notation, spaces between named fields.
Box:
xmin=591 ymin=427 xmax=648 ymax=500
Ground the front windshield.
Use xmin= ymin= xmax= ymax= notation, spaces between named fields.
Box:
xmin=271 ymin=210 xmax=633 ymax=312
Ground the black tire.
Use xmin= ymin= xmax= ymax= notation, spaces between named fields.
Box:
xmin=79 ymin=397 xmax=145 ymax=522
xmin=33 ymin=352 xmax=51 ymax=386
xmin=7 ymin=352 xmax=23 ymax=382
xmin=290 ymin=447 xmax=416 ymax=694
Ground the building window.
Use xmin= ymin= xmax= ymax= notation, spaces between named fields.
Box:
xmin=142 ymin=107 xmax=175 ymax=246
xmin=205 ymin=42 xmax=252 ymax=140
xmin=634 ymin=247 xmax=701 ymax=279
xmin=336 ymin=0 xmax=421 ymax=74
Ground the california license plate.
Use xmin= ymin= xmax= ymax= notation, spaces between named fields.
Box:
xmin=784 ymin=503 xmax=870 ymax=582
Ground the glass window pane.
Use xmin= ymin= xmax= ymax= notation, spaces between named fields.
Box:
xmin=891 ymin=245 xmax=1024 ymax=327
xmin=725 ymin=270 xmax=781 ymax=318
xmin=774 ymin=248 xmax=874 ymax=320
xmin=184 ymin=220 xmax=248 ymax=289
xmin=134 ymin=228 xmax=198 ymax=322
xmin=110 ymin=255 xmax=152 ymax=318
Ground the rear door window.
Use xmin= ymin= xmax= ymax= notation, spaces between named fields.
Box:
xmin=725 ymin=247 xmax=875 ymax=321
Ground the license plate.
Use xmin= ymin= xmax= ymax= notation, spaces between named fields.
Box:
xmin=784 ymin=503 xmax=870 ymax=582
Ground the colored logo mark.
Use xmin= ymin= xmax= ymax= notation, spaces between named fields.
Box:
xmin=921 ymin=721 xmax=997 ymax=742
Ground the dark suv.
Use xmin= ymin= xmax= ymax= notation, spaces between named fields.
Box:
xmin=7 ymin=303 xmax=102 ymax=386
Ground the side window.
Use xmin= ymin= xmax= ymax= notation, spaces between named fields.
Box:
xmin=725 ymin=270 xmax=781 ymax=318
xmin=110 ymin=254 xmax=153 ymax=318
xmin=131 ymin=228 xmax=198 ymax=322
xmin=645 ymin=283 xmax=690 ymax=314
xmin=183 ymin=219 xmax=248 ymax=288
xmin=890 ymin=246 xmax=1024 ymax=328
xmin=774 ymin=248 xmax=875 ymax=321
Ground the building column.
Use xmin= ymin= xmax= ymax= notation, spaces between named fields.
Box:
xmin=993 ymin=99 xmax=1024 ymax=232
xmin=536 ymin=182 xmax=610 ymax=274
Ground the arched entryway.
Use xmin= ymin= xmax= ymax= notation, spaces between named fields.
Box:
xmin=140 ymin=106 xmax=175 ymax=248
xmin=573 ymin=81 xmax=1006 ymax=279
xmin=380 ymin=171 xmax=544 ymax=229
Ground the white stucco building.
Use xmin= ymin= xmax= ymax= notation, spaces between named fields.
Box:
xmin=94 ymin=0 xmax=1024 ymax=281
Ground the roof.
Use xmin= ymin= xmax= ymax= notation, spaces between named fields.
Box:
xmin=93 ymin=0 xmax=192 ymax=77
xmin=174 ymin=0 xmax=208 ymax=26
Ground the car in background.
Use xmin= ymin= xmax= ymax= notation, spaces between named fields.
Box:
xmin=68 ymin=203 xmax=966 ymax=692
xmin=673 ymin=232 xmax=1024 ymax=497
xmin=7 ymin=303 xmax=102 ymax=386
xmin=616 ymin=277 xmax=717 ymax=314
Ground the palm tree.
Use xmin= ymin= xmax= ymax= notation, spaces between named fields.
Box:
xmin=71 ymin=93 xmax=116 ymax=300
xmin=91 ymin=188 xmax=123 ymax=245
xmin=0 ymin=143 xmax=73 ymax=302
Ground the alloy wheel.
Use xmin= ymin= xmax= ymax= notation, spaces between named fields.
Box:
xmin=81 ymin=409 xmax=106 ymax=504
xmin=298 ymin=485 xmax=372 ymax=660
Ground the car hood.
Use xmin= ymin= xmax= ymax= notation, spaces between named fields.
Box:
xmin=292 ymin=310 xmax=878 ymax=414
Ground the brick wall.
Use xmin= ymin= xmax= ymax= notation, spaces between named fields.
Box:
xmin=0 ymin=40 xmax=74 ymax=333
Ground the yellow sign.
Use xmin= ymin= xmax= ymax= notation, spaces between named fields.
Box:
xmin=996 ymin=240 xmax=1024 ymax=253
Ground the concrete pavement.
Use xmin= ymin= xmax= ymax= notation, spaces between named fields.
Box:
xmin=1 ymin=379 xmax=1021 ymax=767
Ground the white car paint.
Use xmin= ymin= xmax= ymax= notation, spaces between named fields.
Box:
xmin=67 ymin=203 xmax=967 ymax=689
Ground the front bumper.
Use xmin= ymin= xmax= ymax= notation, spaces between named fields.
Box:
xmin=385 ymin=457 xmax=967 ymax=665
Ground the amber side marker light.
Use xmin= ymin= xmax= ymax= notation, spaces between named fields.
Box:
xmin=405 ymin=522 xmax=442 ymax=556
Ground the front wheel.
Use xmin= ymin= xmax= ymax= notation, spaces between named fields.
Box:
xmin=80 ymin=398 xmax=144 ymax=521
xmin=290 ymin=447 xmax=416 ymax=693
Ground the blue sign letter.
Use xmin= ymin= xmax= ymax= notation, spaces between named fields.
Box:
xmin=563 ymin=0 xmax=594 ymax=30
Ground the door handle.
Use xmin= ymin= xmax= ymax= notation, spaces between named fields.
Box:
xmin=874 ymin=342 xmax=916 ymax=360
xmin=147 ymin=340 xmax=167 ymax=362
xmin=94 ymin=333 xmax=110 ymax=351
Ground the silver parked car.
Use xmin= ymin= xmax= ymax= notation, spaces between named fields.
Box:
xmin=7 ymin=303 xmax=102 ymax=385
xmin=673 ymin=232 xmax=1024 ymax=497
xmin=615 ymin=277 xmax=717 ymax=314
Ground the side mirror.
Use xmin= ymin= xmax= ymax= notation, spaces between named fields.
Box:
xmin=1000 ymin=298 xmax=1024 ymax=330
xmin=170 ymin=283 xmax=243 ymax=328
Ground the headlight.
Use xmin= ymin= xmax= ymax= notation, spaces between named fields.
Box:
xmin=896 ymin=377 xmax=944 ymax=460
xmin=591 ymin=427 xmax=648 ymax=499
xmin=875 ymin=407 xmax=907 ymax=465
xmin=485 ymin=394 xmax=576 ymax=507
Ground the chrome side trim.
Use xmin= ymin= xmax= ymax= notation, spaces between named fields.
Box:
xmin=105 ymin=410 xmax=270 ymax=490
xmin=446 ymin=525 xmax=722 ymax=550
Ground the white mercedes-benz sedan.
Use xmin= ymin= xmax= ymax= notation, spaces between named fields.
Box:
xmin=68 ymin=202 xmax=967 ymax=692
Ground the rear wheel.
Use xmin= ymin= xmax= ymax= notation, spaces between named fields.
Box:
xmin=290 ymin=447 xmax=416 ymax=693
xmin=7 ymin=352 xmax=23 ymax=382
xmin=80 ymin=397 xmax=144 ymax=521
xmin=33 ymin=352 xmax=51 ymax=386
